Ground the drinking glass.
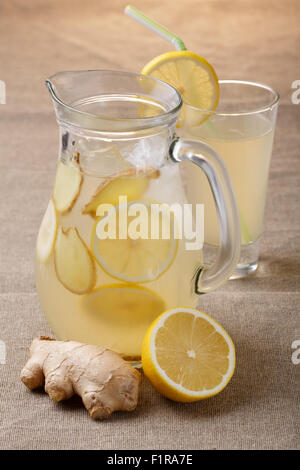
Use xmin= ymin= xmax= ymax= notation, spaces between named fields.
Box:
xmin=180 ymin=80 xmax=279 ymax=278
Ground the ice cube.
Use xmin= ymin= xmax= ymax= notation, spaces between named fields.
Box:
xmin=117 ymin=133 xmax=169 ymax=169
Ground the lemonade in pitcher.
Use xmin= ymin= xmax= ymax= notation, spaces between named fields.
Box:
xmin=36 ymin=157 xmax=203 ymax=360
xmin=35 ymin=70 xmax=240 ymax=362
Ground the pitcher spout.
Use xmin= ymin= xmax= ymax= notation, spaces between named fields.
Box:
xmin=45 ymin=70 xmax=181 ymax=133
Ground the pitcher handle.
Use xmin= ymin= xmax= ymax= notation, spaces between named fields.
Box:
xmin=170 ymin=138 xmax=240 ymax=294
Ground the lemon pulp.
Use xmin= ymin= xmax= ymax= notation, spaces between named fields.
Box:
xmin=142 ymin=307 xmax=235 ymax=401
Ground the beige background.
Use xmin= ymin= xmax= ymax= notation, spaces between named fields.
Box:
xmin=0 ymin=0 xmax=299 ymax=450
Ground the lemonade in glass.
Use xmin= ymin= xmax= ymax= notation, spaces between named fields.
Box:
xmin=180 ymin=80 xmax=279 ymax=277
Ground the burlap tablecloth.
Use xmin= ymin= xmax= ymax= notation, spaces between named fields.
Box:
xmin=0 ymin=0 xmax=299 ymax=450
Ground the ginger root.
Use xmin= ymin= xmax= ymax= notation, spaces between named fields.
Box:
xmin=20 ymin=337 xmax=141 ymax=419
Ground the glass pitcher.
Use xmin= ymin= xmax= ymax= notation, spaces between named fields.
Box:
xmin=35 ymin=70 xmax=240 ymax=362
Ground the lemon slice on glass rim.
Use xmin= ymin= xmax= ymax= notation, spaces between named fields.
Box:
xmin=142 ymin=307 xmax=235 ymax=402
xmin=142 ymin=50 xmax=219 ymax=126
xmin=91 ymin=200 xmax=178 ymax=284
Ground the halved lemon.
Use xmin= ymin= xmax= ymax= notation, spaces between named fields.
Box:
xmin=142 ymin=50 xmax=219 ymax=126
xmin=142 ymin=307 xmax=235 ymax=402
xmin=82 ymin=284 xmax=166 ymax=358
xmin=36 ymin=199 xmax=57 ymax=262
xmin=91 ymin=200 xmax=178 ymax=283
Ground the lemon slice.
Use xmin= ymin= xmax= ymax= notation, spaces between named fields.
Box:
xmin=91 ymin=200 xmax=178 ymax=283
xmin=142 ymin=50 xmax=219 ymax=125
xmin=142 ymin=307 xmax=235 ymax=401
xmin=83 ymin=167 xmax=160 ymax=217
xmin=36 ymin=199 xmax=57 ymax=262
xmin=82 ymin=284 xmax=165 ymax=358
xmin=53 ymin=161 xmax=82 ymax=213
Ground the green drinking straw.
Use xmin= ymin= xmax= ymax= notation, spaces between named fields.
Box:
xmin=125 ymin=5 xmax=252 ymax=244
xmin=125 ymin=5 xmax=187 ymax=51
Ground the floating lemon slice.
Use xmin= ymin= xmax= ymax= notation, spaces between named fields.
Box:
xmin=142 ymin=50 xmax=219 ymax=126
xmin=83 ymin=167 xmax=160 ymax=217
xmin=142 ymin=307 xmax=235 ymax=402
xmin=54 ymin=227 xmax=95 ymax=294
xmin=91 ymin=200 xmax=178 ymax=283
xmin=53 ymin=161 xmax=82 ymax=213
xmin=36 ymin=199 xmax=57 ymax=262
xmin=82 ymin=284 xmax=166 ymax=359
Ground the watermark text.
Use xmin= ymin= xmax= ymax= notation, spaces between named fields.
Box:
xmin=0 ymin=340 xmax=6 ymax=364
xmin=291 ymin=80 xmax=300 ymax=104
xmin=0 ymin=80 xmax=6 ymax=104
xmin=291 ymin=340 xmax=300 ymax=365
xmin=95 ymin=197 xmax=204 ymax=251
